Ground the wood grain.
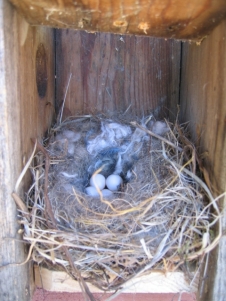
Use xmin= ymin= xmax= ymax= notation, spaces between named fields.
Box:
xmin=0 ymin=1 xmax=55 ymax=300
xmin=34 ymin=266 xmax=199 ymax=294
xmin=56 ymin=30 xmax=181 ymax=120
xmin=9 ymin=0 xmax=226 ymax=40
xmin=180 ymin=20 xmax=226 ymax=301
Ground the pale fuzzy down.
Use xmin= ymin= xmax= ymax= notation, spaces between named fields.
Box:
xmin=150 ymin=121 xmax=169 ymax=136
xmin=87 ymin=122 xmax=131 ymax=156
xmin=62 ymin=130 xmax=81 ymax=142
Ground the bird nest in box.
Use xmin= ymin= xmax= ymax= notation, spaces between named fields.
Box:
xmin=13 ymin=114 xmax=222 ymax=294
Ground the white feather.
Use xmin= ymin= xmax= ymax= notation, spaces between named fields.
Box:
xmin=108 ymin=123 xmax=132 ymax=139
xmin=87 ymin=122 xmax=131 ymax=156
xmin=63 ymin=130 xmax=81 ymax=142
xmin=61 ymin=172 xmax=78 ymax=178
xmin=150 ymin=121 xmax=169 ymax=136
xmin=113 ymin=154 xmax=122 ymax=175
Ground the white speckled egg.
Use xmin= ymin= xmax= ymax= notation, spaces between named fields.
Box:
xmin=85 ymin=186 xmax=99 ymax=197
xmin=101 ymin=189 xmax=114 ymax=198
xmin=90 ymin=174 xmax=106 ymax=190
xmin=106 ymin=174 xmax=123 ymax=191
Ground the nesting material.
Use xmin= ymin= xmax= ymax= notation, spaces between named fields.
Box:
xmin=15 ymin=114 xmax=223 ymax=295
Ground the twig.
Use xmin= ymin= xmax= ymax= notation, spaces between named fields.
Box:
xmin=33 ymin=139 xmax=57 ymax=228
xmin=14 ymin=139 xmax=37 ymax=193
xmin=12 ymin=193 xmax=29 ymax=215
xmin=59 ymin=73 xmax=72 ymax=124
xmin=63 ymin=246 xmax=96 ymax=301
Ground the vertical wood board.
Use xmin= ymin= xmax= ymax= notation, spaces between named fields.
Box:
xmin=0 ymin=1 xmax=55 ymax=300
xmin=56 ymin=30 xmax=181 ymax=120
xmin=180 ymin=20 xmax=226 ymax=301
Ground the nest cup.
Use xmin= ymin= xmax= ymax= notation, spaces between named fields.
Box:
xmin=19 ymin=114 xmax=222 ymax=293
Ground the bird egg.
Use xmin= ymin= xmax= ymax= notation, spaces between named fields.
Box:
xmin=101 ymin=189 xmax=113 ymax=198
xmin=106 ymin=174 xmax=123 ymax=191
xmin=85 ymin=186 xmax=99 ymax=197
xmin=90 ymin=174 xmax=106 ymax=190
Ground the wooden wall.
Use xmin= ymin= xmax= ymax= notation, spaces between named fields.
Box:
xmin=0 ymin=1 xmax=55 ymax=300
xmin=180 ymin=20 xmax=226 ymax=301
xmin=55 ymin=30 xmax=181 ymax=120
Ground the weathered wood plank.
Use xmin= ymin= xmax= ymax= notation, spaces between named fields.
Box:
xmin=9 ymin=0 xmax=226 ymax=40
xmin=0 ymin=1 xmax=55 ymax=300
xmin=180 ymin=20 xmax=226 ymax=301
xmin=56 ymin=30 xmax=181 ymax=120
xmin=34 ymin=266 xmax=199 ymax=294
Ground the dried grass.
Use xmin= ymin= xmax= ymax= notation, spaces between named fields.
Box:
xmin=13 ymin=115 xmax=224 ymax=300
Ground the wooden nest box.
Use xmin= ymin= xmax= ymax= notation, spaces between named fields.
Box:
xmin=1 ymin=1 xmax=226 ymax=301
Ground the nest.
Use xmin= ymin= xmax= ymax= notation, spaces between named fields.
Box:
xmin=13 ymin=114 xmax=223 ymax=299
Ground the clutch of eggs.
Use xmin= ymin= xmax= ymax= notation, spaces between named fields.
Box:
xmin=85 ymin=173 xmax=123 ymax=197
